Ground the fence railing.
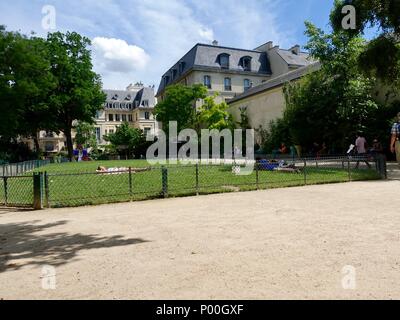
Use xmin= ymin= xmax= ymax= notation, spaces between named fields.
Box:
xmin=0 ymin=155 xmax=387 ymax=209
xmin=0 ymin=159 xmax=51 ymax=177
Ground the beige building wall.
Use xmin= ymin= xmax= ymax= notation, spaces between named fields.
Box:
xmin=228 ymin=86 xmax=286 ymax=141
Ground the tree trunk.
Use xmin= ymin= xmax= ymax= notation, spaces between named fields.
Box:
xmin=33 ymin=132 xmax=40 ymax=154
xmin=65 ymin=130 xmax=74 ymax=162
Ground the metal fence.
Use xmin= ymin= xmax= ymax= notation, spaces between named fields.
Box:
xmin=0 ymin=159 xmax=51 ymax=177
xmin=0 ymin=155 xmax=386 ymax=209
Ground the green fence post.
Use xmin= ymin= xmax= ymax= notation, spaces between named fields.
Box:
xmin=44 ymin=172 xmax=50 ymax=208
xmin=348 ymin=160 xmax=352 ymax=182
xmin=3 ymin=177 xmax=8 ymax=206
xmin=162 ymin=166 xmax=168 ymax=198
xmin=256 ymin=162 xmax=259 ymax=190
xmin=129 ymin=167 xmax=133 ymax=198
xmin=33 ymin=172 xmax=44 ymax=210
xmin=195 ymin=163 xmax=199 ymax=195
xmin=304 ymin=160 xmax=307 ymax=185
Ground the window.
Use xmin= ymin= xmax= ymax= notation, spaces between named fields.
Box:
xmin=109 ymin=129 xmax=114 ymax=134
xmin=224 ymin=78 xmax=232 ymax=91
xmin=122 ymin=114 xmax=127 ymax=122
xmin=240 ymin=56 xmax=252 ymax=71
xmin=244 ymin=79 xmax=252 ymax=91
xmin=179 ymin=62 xmax=186 ymax=74
xmin=115 ymin=114 xmax=121 ymax=122
xmin=136 ymin=113 xmax=138 ymax=121
xmin=96 ymin=127 xmax=101 ymax=142
xmin=45 ymin=142 xmax=54 ymax=152
xmin=108 ymin=114 xmax=114 ymax=122
xmin=144 ymin=128 xmax=151 ymax=138
xmin=218 ymin=53 xmax=230 ymax=69
xmin=164 ymin=76 xmax=170 ymax=86
xmin=128 ymin=115 xmax=133 ymax=122
xmin=204 ymin=75 xmax=211 ymax=89
xmin=172 ymin=69 xmax=177 ymax=79
xmin=142 ymin=100 xmax=149 ymax=107
xmin=145 ymin=112 xmax=150 ymax=120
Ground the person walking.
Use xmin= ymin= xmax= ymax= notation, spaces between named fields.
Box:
xmin=390 ymin=112 xmax=400 ymax=166
xmin=355 ymin=133 xmax=371 ymax=169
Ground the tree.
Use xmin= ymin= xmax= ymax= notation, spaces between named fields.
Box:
xmin=154 ymin=84 xmax=207 ymax=134
xmin=196 ymin=94 xmax=235 ymax=131
xmin=0 ymin=27 xmax=55 ymax=153
xmin=104 ymin=122 xmax=147 ymax=159
xmin=74 ymin=121 xmax=98 ymax=151
xmin=264 ymin=22 xmax=388 ymax=153
xmin=330 ymin=0 xmax=400 ymax=85
xmin=46 ymin=31 xmax=106 ymax=161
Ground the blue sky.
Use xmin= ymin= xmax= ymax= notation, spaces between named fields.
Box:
xmin=0 ymin=0 xmax=379 ymax=90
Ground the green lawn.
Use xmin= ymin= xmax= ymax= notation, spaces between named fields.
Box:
xmin=0 ymin=160 xmax=381 ymax=208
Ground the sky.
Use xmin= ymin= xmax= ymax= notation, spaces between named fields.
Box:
xmin=0 ymin=0 xmax=380 ymax=90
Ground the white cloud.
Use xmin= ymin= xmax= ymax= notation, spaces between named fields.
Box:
xmin=92 ymin=37 xmax=150 ymax=73
xmin=0 ymin=0 xmax=298 ymax=89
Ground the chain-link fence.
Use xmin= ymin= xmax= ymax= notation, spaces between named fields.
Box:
xmin=0 ymin=159 xmax=51 ymax=176
xmin=0 ymin=174 xmax=34 ymax=207
xmin=0 ymin=155 xmax=386 ymax=209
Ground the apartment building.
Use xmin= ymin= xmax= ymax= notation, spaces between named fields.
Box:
xmin=156 ymin=41 xmax=315 ymax=106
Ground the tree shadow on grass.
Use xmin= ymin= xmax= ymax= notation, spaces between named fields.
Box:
xmin=0 ymin=220 xmax=149 ymax=273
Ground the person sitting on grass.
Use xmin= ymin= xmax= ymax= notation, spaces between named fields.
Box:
xmin=272 ymin=143 xmax=288 ymax=159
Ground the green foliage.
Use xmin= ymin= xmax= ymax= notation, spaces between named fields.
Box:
xmin=260 ymin=119 xmax=291 ymax=153
xmin=46 ymin=31 xmax=106 ymax=160
xmin=263 ymin=22 xmax=393 ymax=154
xmin=196 ymin=94 xmax=235 ymax=131
xmin=0 ymin=27 xmax=106 ymax=161
xmin=237 ymin=107 xmax=251 ymax=130
xmin=74 ymin=121 xmax=98 ymax=151
xmin=0 ymin=27 xmax=55 ymax=147
xmin=330 ymin=0 xmax=400 ymax=85
xmin=154 ymin=84 xmax=207 ymax=133
xmin=104 ymin=122 xmax=148 ymax=159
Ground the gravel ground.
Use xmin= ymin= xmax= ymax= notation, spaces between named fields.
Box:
xmin=0 ymin=180 xmax=399 ymax=300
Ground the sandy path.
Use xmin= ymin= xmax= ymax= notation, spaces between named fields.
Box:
xmin=0 ymin=180 xmax=400 ymax=300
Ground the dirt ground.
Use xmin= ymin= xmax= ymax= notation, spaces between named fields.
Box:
xmin=0 ymin=179 xmax=400 ymax=300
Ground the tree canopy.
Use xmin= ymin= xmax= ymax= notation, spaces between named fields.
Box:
xmin=104 ymin=122 xmax=149 ymax=159
xmin=330 ymin=0 xmax=400 ymax=85
xmin=46 ymin=31 xmax=106 ymax=160
xmin=154 ymin=84 xmax=207 ymax=134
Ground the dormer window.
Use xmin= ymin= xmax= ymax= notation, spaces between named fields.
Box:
xmin=142 ymin=100 xmax=149 ymax=107
xmin=218 ymin=53 xmax=230 ymax=69
xmin=164 ymin=75 xmax=170 ymax=86
xmin=112 ymin=94 xmax=118 ymax=100
xmin=125 ymin=95 xmax=131 ymax=101
xmin=179 ymin=62 xmax=186 ymax=74
xmin=240 ymin=56 xmax=252 ymax=71
xmin=172 ymin=69 xmax=178 ymax=79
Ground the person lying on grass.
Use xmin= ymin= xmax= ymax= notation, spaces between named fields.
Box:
xmin=96 ymin=166 xmax=151 ymax=174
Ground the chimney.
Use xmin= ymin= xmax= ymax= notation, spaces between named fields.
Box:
xmin=290 ymin=45 xmax=301 ymax=55
xmin=212 ymin=40 xmax=219 ymax=46
xmin=254 ymin=41 xmax=273 ymax=52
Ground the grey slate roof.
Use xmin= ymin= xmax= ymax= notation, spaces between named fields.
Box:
xmin=227 ymin=62 xmax=321 ymax=104
xmin=103 ymin=87 xmax=155 ymax=109
xmin=277 ymin=49 xmax=316 ymax=67
xmin=157 ymin=43 xmax=272 ymax=96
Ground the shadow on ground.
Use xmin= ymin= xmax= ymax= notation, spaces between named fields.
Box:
xmin=0 ymin=220 xmax=149 ymax=273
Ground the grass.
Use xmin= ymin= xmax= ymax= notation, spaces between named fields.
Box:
xmin=0 ymin=160 xmax=381 ymax=208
